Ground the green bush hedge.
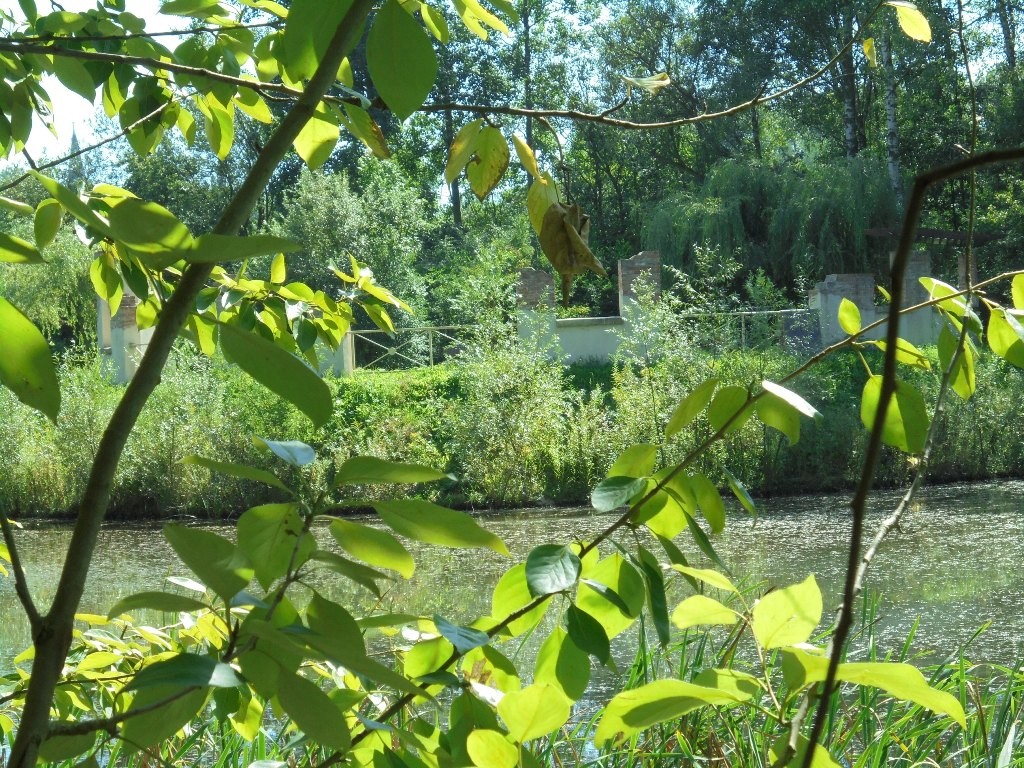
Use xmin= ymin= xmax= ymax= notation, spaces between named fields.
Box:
xmin=3 ymin=339 xmax=1023 ymax=519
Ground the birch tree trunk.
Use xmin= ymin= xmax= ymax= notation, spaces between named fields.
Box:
xmin=879 ymin=34 xmax=905 ymax=209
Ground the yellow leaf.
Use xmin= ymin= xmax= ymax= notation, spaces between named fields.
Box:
xmin=886 ymin=1 xmax=932 ymax=43
xmin=465 ymin=126 xmax=509 ymax=200
xmin=863 ymin=37 xmax=878 ymax=67
xmin=526 ymin=173 xmax=559 ymax=235
xmin=512 ymin=134 xmax=540 ymax=179
xmin=444 ymin=118 xmax=482 ymax=184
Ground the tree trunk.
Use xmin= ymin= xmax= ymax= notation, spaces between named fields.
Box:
xmin=879 ymin=35 xmax=905 ymax=209
xmin=839 ymin=12 xmax=860 ymax=158
xmin=751 ymin=103 xmax=763 ymax=159
xmin=522 ymin=1 xmax=534 ymax=148
xmin=993 ymin=0 xmax=1017 ymax=69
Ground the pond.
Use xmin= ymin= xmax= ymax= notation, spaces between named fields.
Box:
xmin=2 ymin=480 xmax=1023 ymax=670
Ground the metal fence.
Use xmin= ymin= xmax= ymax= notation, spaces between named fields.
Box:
xmin=346 ymin=310 xmax=820 ymax=372
xmin=349 ymin=325 xmax=479 ymax=370
xmin=675 ymin=308 xmax=820 ymax=353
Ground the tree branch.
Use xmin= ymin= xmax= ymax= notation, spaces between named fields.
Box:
xmin=0 ymin=510 xmax=41 ymax=634
xmin=800 ymin=145 xmax=1024 ymax=768
xmin=5 ymin=3 xmax=376 ymax=765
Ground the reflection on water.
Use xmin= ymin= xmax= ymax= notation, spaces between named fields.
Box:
xmin=2 ymin=480 xmax=1023 ymax=668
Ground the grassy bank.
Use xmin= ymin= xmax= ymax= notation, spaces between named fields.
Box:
xmin=3 ymin=337 xmax=1024 ymax=519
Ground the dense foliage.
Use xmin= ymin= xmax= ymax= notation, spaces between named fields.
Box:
xmin=0 ymin=1 xmax=1022 ymax=768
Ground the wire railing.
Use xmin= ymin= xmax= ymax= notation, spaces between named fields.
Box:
xmin=349 ymin=325 xmax=478 ymax=370
xmin=345 ymin=310 xmax=820 ymax=372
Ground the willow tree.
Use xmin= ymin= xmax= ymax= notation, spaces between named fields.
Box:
xmin=0 ymin=3 xmax=1022 ymax=768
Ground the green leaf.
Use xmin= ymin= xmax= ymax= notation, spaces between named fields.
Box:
xmin=293 ymin=100 xmax=339 ymax=171
xmin=38 ymin=733 xmax=96 ymax=763
xmin=53 ymin=55 xmax=96 ymax=102
xmin=566 ymin=604 xmax=609 ymax=664
xmin=860 ymin=375 xmax=929 ymax=454
xmin=107 ymin=197 xmax=193 ymax=255
xmin=237 ymin=503 xmax=312 ymax=589
xmin=577 ymin=554 xmax=644 ymax=639
xmin=671 ymin=565 xmax=738 ymax=594
xmin=279 ymin=0 xmax=352 ymax=82
xmin=33 ymin=198 xmax=62 ymax=249
xmin=724 ymin=469 xmax=757 ymax=520
xmin=374 ymin=499 xmax=509 ymax=555
xmin=491 ymin=564 xmax=550 ymax=637
xmin=665 ymin=377 xmax=718 ymax=437
xmin=367 ymin=0 xmax=438 ymax=120
xmin=465 ymin=126 xmax=510 ymax=201
xmin=181 ymin=455 xmax=289 ymax=492
xmin=783 ymin=649 xmax=966 ymax=727
xmin=341 ymin=103 xmax=391 ymax=158
xmin=525 ymin=544 xmax=582 ymax=597
xmin=164 ymin=524 xmax=253 ymax=601
xmin=580 ymin=578 xmax=633 ymax=617
xmin=534 ymin=626 xmax=589 ymax=701
xmin=636 ymin=546 xmax=671 ymax=647
xmin=466 ymin=729 xmax=517 ymax=768
xmin=305 ymin=592 xmax=366 ymax=660
xmin=838 ymin=297 xmax=861 ymax=336
xmin=0 ymin=195 xmax=34 ymax=216
xmin=498 ymin=683 xmax=571 ymax=743
xmin=330 ymin=519 xmax=415 ymax=578
xmin=689 ymin=473 xmax=726 ymax=533
xmin=751 ymin=574 xmax=822 ymax=649
xmin=220 ymin=324 xmax=333 ymax=427
xmin=591 ymin=475 xmax=647 ymax=512
xmin=672 ymin=594 xmax=738 ymax=630
xmin=30 ymin=172 xmax=111 ymax=236
xmin=987 ymin=307 xmax=1024 ymax=368
xmin=0 ymin=298 xmax=60 ymax=422
xmin=309 ymin=550 xmax=390 ymax=597
xmin=254 ymin=438 xmax=316 ymax=467
xmin=90 ymin=253 xmax=122 ymax=316
xmin=769 ymin=734 xmax=842 ymax=768
xmin=108 ymin=591 xmax=208 ymax=618
xmin=606 ymin=443 xmax=658 ymax=479
xmin=863 ymin=37 xmax=878 ymax=67
xmin=886 ymin=1 xmax=932 ymax=42
xmin=763 ymin=380 xmax=820 ymax=418
xmin=276 ymin=670 xmax=351 ymax=750
xmin=0 ymin=232 xmax=44 ymax=263
xmin=833 ymin=662 xmax=966 ymax=727
xmin=120 ymin=687 xmax=208 ymax=748
xmin=187 ymin=233 xmax=299 ymax=264
xmin=334 ymin=456 xmax=448 ymax=486
xmin=126 ymin=654 xmax=242 ymax=691
xmin=1012 ymin=274 xmax=1024 ymax=310
xmin=685 ymin=512 xmax=728 ymax=571
xmin=869 ymin=337 xmax=932 ymax=370
xmin=420 ymin=3 xmax=450 ymax=42
xmin=708 ymin=385 xmax=753 ymax=435
xmin=595 ymin=678 xmax=750 ymax=746
xmin=938 ymin=325 xmax=976 ymax=400
xmin=445 ymin=118 xmax=482 ymax=184
xmin=434 ymin=614 xmax=489 ymax=654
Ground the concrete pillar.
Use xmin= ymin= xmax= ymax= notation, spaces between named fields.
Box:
xmin=99 ymin=292 xmax=152 ymax=384
xmin=322 ymin=332 xmax=356 ymax=377
xmin=811 ymin=273 xmax=883 ymax=346
xmin=617 ymin=251 xmax=661 ymax=311
xmin=516 ymin=267 xmax=556 ymax=351
xmin=894 ymin=250 xmax=939 ymax=346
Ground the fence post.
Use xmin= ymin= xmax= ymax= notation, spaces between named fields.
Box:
xmin=740 ymin=314 xmax=747 ymax=350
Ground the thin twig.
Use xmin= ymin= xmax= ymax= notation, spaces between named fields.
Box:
xmin=45 ymin=686 xmax=201 ymax=737
xmin=0 ymin=97 xmax=184 ymax=194
xmin=0 ymin=510 xmax=41 ymax=633
xmin=801 ymin=146 xmax=1024 ymax=768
